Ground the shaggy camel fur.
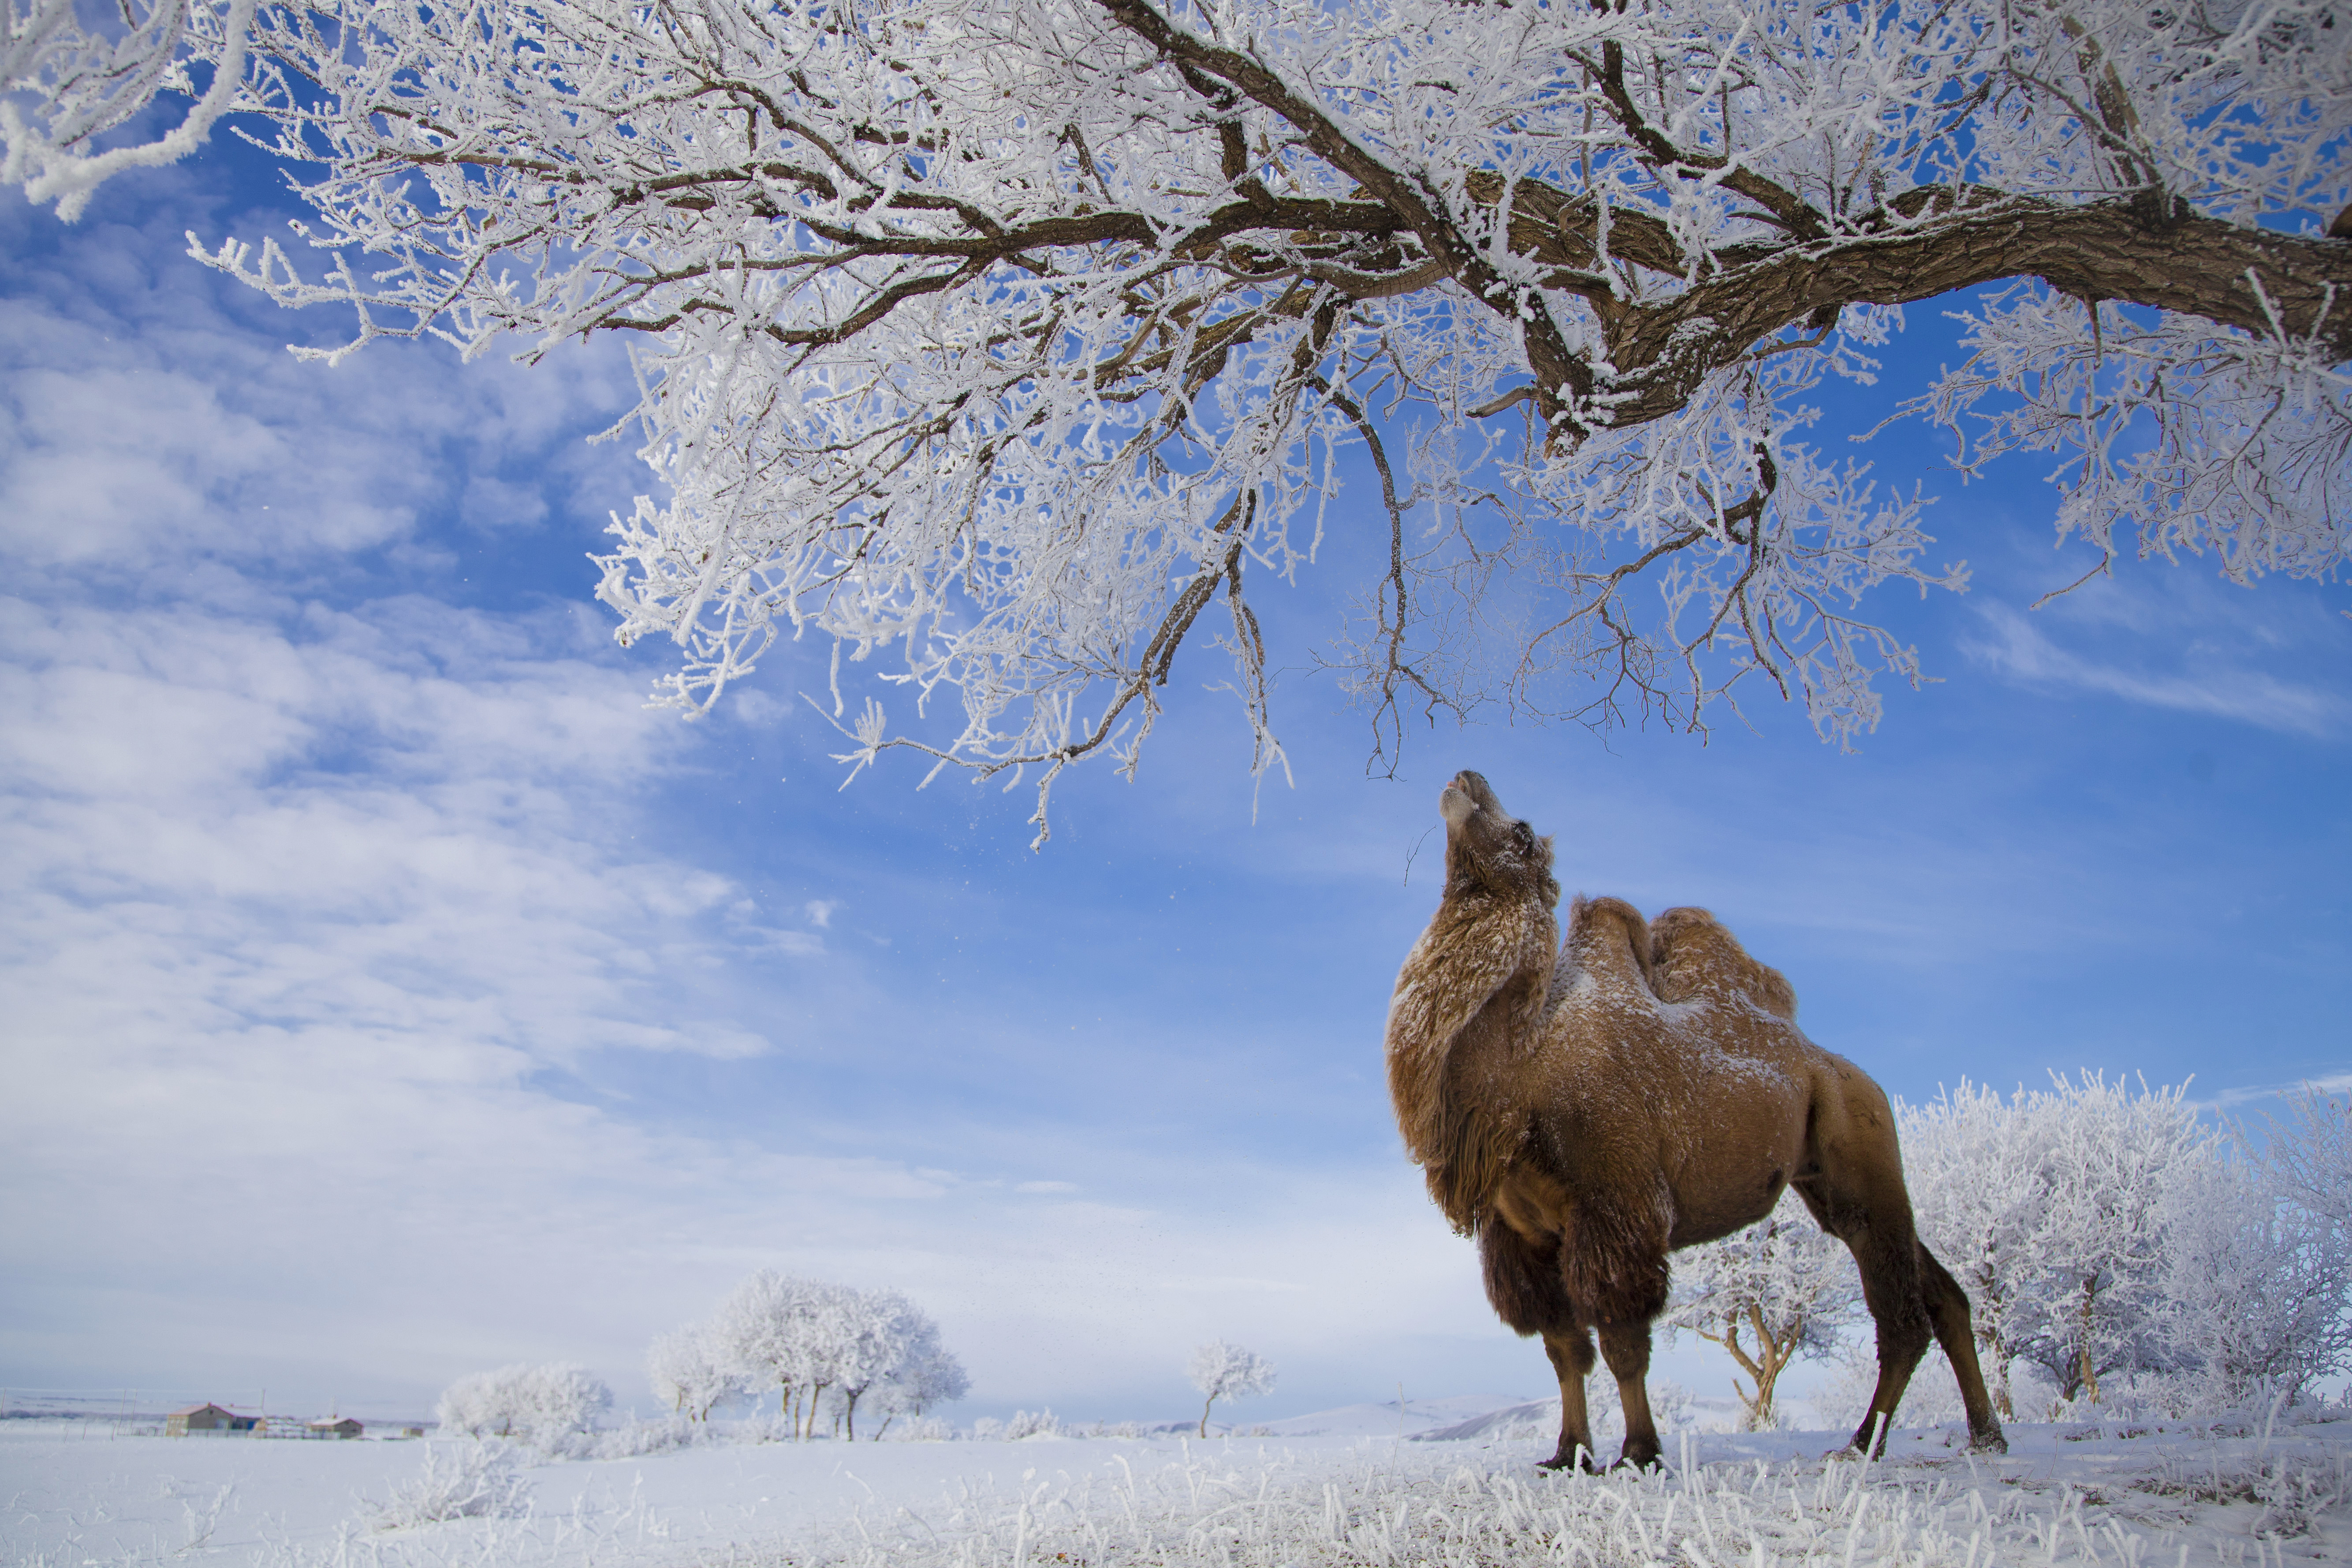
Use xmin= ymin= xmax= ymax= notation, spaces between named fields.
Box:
xmin=1386 ymin=771 xmax=2006 ymax=1469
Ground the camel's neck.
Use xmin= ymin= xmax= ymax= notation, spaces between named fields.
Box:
xmin=1385 ymin=892 xmax=1558 ymax=1229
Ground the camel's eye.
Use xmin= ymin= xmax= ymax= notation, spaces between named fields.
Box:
xmin=1512 ymin=821 xmax=1534 ymax=852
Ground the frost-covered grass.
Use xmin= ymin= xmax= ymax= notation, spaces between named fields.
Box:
xmin=4 ymin=1412 xmax=2347 ymax=1567
xmin=767 ymin=1419 xmax=2352 ymax=1568
xmin=357 ymin=1439 xmax=533 ymax=1528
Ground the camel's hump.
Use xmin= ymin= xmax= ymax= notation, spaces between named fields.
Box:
xmin=1648 ymin=905 xmax=1797 ymax=1019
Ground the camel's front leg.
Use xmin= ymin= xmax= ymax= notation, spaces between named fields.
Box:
xmin=1536 ymin=1329 xmax=1599 ymax=1472
xmin=1597 ymin=1322 xmax=1664 ymax=1471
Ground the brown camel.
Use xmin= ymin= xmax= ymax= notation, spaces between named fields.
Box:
xmin=1385 ymin=771 xmax=2007 ymax=1470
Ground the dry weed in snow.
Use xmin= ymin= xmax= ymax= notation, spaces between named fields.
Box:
xmin=358 ymin=1440 xmax=533 ymax=1529
xmin=774 ymin=1431 xmax=2351 ymax=1568
xmin=6 ymin=1420 xmax=2346 ymax=1567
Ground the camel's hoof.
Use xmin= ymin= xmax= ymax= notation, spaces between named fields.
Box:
xmin=1610 ymin=1450 xmax=1666 ymax=1474
xmin=1536 ymin=1453 xmax=1599 ymax=1475
xmin=1825 ymin=1444 xmax=1867 ymax=1463
xmin=1968 ymin=1430 xmax=2009 ymax=1456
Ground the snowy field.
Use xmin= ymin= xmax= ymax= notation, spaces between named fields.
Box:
xmin=6 ymin=1406 xmax=2350 ymax=1568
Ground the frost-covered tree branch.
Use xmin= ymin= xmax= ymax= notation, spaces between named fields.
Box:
xmin=9 ymin=0 xmax=2347 ymax=837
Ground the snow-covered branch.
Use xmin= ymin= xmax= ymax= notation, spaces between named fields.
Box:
xmin=9 ymin=0 xmax=2347 ymax=828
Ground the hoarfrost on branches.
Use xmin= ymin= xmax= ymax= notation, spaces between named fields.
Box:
xmin=1898 ymin=1080 xmax=2050 ymax=1419
xmin=1186 ymin=1340 xmax=1276 ymax=1436
xmin=701 ymin=1268 xmax=965 ymax=1438
xmin=1895 ymin=1074 xmax=2352 ymax=1419
xmin=7 ymin=0 xmax=2349 ymax=836
xmin=648 ymin=1323 xmax=748 ymax=1422
xmin=868 ymin=1334 xmax=973 ymax=1439
xmin=2007 ymin=1073 xmax=2202 ymax=1404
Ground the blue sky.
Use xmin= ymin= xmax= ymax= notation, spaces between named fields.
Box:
xmin=2 ymin=134 xmax=2347 ymax=1428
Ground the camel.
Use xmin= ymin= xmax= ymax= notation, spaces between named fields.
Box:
xmin=1385 ymin=771 xmax=2006 ymax=1470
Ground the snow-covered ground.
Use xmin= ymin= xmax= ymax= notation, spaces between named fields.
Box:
xmin=4 ymin=1406 xmax=2347 ymax=1567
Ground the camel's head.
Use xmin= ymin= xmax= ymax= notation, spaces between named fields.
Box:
xmin=1439 ymin=771 xmax=1558 ymax=908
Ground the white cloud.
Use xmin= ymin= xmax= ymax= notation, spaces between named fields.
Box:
xmin=0 ymin=525 xmax=1493 ymax=1419
xmin=1962 ymin=603 xmax=2345 ymax=735
xmin=0 ymin=206 xmax=1532 ymax=1422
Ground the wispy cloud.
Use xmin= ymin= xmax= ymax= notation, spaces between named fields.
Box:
xmin=1961 ymin=603 xmax=2345 ymax=735
xmin=0 ymin=201 xmax=1528 ymax=1421
xmin=2203 ymin=1072 xmax=2352 ymax=1110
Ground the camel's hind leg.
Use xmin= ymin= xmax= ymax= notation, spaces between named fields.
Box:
xmin=1796 ymin=1060 xmax=2011 ymax=1456
xmin=1920 ymin=1243 xmax=2008 ymax=1453
xmin=1537 ymin=1330 xmax=1601 ymax=1472
xmin=1596 ymin=1321 xmax=1664 ymax=1471
xmin=1792 ymin=1171 xmax=1935 ymax=1456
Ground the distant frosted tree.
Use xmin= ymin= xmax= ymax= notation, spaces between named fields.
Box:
xmin=1900 ymin=1081 xmax=2054 ymax=1418
xmin=830 ymin=1287 xmax=959 ymax=1441
xmin=646 ymin=1325 xmax=743 ymax=1422
xmin=2250 ymin=1090 xmax=2352 ymax=1399
xmin=1187 ymin=1341 xmax=1276 ymax=1437
xmin=708 ymin=1271 xmax=844 ymax=1437
xmin=1891 ymin=1073 xmax=2352 ymax=1417
xmin=1663 ymin=1191 xmax=1860 ymax=1430
xmin=862 ymin=1325 xmax=971 ymax=1440
xmin=706 ymin=1270 xmax=967 ymax=1439
xmin=2158 ymin=1092 xmax=2352 ymax=1408
xmin=2259 ymin=1090 xmax=2352 ymax=1267
xmin=436 ymin=1363 xmax=611 ymax=1442
xmin=2011 ymin=1073 xmax=2202 ymax=1404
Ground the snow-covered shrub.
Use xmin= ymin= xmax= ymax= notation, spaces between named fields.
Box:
xmin=1648 ymin=1380 xmax=1696 ymax=1435
xmin=1003 ymin=1408 xmax=1062 ymax=1440
xmin=436 ymin=1363 xmax=612 ymax=1445
xmin=970 ymin=1416 xmax=1003 ymax=1441
xmin=363 ymin=1441 xmax=532 ymax=1529
xmin=882 ymin=1415 xmax=956 ymax=1442
xmin=572 ymin=1415 xmax=701 ymax=1460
